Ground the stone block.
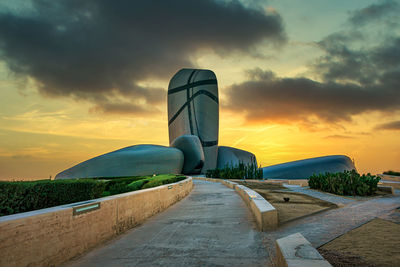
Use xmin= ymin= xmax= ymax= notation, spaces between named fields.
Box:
xmin=276 ymin=233 xmax=332 ymax=267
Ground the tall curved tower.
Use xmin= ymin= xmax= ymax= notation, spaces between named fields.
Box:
xmin=167 ymin=69 xmax=219 ymax=173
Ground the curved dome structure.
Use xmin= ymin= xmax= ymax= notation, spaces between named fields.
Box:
xmin=168 ymin=69 xmax=219 ymax=173
xmin=262 ymin=155 xmax=355 ymax=179
xmin=217 ymin=146 xmax=257 ymax=169
xmin=55 ymin=145 xmax=184 ymax=179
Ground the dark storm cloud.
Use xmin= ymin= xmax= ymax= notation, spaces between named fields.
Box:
xmin=225 ymin=68 xmax=400 ymax=123
xmin=0 ymin=0 xmax=286 ymax=114
xmin=315 ymin=33 xmax=400 ymax=86
xmin=375 ymin=121 xmax=400 ymax=130
xmin=348 ymin=0 xmax=399 ymax=26
xmin=89 ymin=102 xmax=149 ymax=115
xmin=224 ymin=2 xmax=400 ymax=124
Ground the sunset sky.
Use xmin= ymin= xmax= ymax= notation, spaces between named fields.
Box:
xmin=0 ymin=0 xmax=399 ymax=180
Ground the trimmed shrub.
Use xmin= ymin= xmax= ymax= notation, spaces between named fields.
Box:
xmin=308 ymin=170 xmax=380 ymax=196
xmin=103 ymin=176 xmax=146 ymax=195
xmin=0 ymin=179 xmax=106 ymax=216
xmin=206 ymin=161 xmax=263 ymax=179
xmin=142 ymin=174 xmax=186 ymax=189
xmin=0 ymin=174 xmax=188 ymax=216
xmin=127 ymin=179 xmax=150 ymax=191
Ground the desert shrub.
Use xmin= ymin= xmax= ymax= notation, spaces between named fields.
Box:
xmin=0 ymin=179 xmax=106 ymax=216
xmin=383 ymin=170 xmax=400 ymax=176
xmin=206 ymin=160 xmax=263 ymax=179
xmin=308 ymin=170 xmax=380 ymax=196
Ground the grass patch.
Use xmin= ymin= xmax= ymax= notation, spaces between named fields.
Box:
xmin=0 ymin=174 xmax=186 ymax=216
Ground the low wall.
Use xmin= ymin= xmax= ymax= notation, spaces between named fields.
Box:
xmin=194 ymin=177 xmax=278 ymax=230
xmin=377 ymin=185 xmax=395 ymax=194
xmin=378 ymin=174 xmax=400 ymax=182
xmin=230 ymin=179 xmax=309 ymax=187
xmin=287 ymin=179 xmax=309 ymax=187
xmin=276 ymin=233 xmax=332 ymax=267
xmin=0 ymin=177 xmax=193 ymax=267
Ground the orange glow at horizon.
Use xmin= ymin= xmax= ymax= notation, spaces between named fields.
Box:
xmin=1 ymin=94 xmax=398 ymax=181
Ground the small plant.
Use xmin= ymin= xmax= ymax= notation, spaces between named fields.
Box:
xmin=206 ymin=159 xmax=263 ymax=179
xmin=308 ymin=170 xmax=380 ymax=196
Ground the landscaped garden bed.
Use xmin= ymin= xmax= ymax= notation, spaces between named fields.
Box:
xmin=257 ymin=190 xmax=336 ymax=224
xmin=235 ymin=180 xmax=336 ymax=224
xmin=309 ymin=170 xmax=380 ymax=196
xmin=318 ymin=217 xmax=400 ymax=267
xmin=0 ymin=174 xmax=186 ymax=216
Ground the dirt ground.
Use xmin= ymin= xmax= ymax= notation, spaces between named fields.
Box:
xmin=257 ymin=190 xmax=336 ymax=224
xmin=235 ymin=181 xmax=336 ymax=224
xmin=319 ymin=218 xmax=400 ymax=267
xmin=234 ymin=180 xmax=286 ymax=190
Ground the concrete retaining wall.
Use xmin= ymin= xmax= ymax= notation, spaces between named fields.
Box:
xmin=377 ymin=185 xmax=395 ymax=194
xmin=231 ymin=179 xmax=309 ymax=187
xmin=0 ymin=177 xmax=193 ymax=267
xmin=194 ymin=177 xmax=278 ymax=230
xmin=378 ymin=174 xmax=400 ymax=182
xmin=276 ymin=233 xmax=332 ymax=267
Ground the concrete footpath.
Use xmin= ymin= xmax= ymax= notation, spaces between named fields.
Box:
xmin=263 ymin=192 xmax=400 ymax=266
xmin=66 ymin=180 xmax=270 ymax=267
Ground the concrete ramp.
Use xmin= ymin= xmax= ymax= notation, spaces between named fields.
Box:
xmin=66 ymin=180 xmax=270 ymax=266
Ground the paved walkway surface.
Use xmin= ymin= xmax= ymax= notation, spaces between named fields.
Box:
xmin=66 ymin=179 xmax=400 ymax=267
xmin=66 ymin=180 xmax=269 ymax=267
xmin=263 ymin=192 xmax=400 ymax=265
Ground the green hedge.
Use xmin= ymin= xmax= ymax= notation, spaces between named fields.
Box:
xmin=142 ymin=174 xmax=186 ymax=189
xmin=308 ymin=170 xmax=380 ymax=196
xmin=0 ymin=179 xmax=106 ymax=216
xmin=103 ymin=176 xmax=146 ymax=196
xmin=206 ymin=161 xmax=263 ymax=179
xmin=0 ymin=174 xmax=187 ymax=216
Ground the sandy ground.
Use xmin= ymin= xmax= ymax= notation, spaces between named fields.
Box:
xmin=256 ymin=190 xmax=336 ymax=224
xmin=319 ymin=218 xmax=400 ymax=267
xmin=234 ymin=180 xmax=286 ymax=190
xmin=235 ymin=181 xmax=336 ymax=224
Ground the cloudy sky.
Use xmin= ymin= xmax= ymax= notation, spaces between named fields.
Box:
xmin=0 ymin=0 xmax=399 ymax=180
